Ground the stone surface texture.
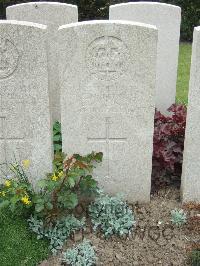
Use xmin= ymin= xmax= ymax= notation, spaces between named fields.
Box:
xmin=6 ymin=2 xmax=78 ymax=122
xmin=58 ymin=21 xmax=158 ymax=203
xmin=0 ymin=20 xmax=52 ymax=183
xmin=110 ymin=2 xmax=181 ymax=114
xmin=181 ymin=26 xmax=200 ymax=203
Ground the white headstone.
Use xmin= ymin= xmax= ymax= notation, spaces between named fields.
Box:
xmin=110 ymin=2 xmax=181 ymax=114
xmin=0 ymin=20 xmax=52 ymax=183
xmin=6 ymin=2 xmax=78 ymax=122
xmin=181 ymin=26 xmax=200 ymax=203
xmin=58 ymin=21 xmax=158 ymax=203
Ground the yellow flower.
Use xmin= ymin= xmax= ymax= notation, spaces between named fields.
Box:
xmin=22 ymin=160 xmax=30 ymax=169
xmin=21 ymin=195 xmax=31 ymax=205
xmin=58 ymin=171 xmax=64 ymax=178
xmin=5 ymin=180 xmax=11 ymax=187
xmin=0 ymin=191 xmax=6 ymax=197
xmin=51 ymin=173 xmax=58 ymax=181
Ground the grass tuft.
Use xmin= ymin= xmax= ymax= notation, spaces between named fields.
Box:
xmin=0 ymin=209 xmax=49 ymax=266
xmin=176 ymin=43 xmax=192 ymax=104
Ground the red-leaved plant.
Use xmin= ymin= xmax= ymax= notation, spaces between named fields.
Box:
xmin=152 ymin=104 xmax=187 ymax=191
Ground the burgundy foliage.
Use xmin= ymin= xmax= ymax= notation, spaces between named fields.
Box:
xmin=152 ymin=104 xmax=187 ymax=191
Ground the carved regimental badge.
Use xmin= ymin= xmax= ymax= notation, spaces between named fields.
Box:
xmin=86 ymin=36 xmax=129 ymax=81
xmin=0 ymin=38 xmax=19 ymax=79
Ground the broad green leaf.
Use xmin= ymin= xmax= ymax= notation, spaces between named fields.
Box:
xmin=67 ymin=176 xmax=76 ymax=188
xmin=94 ymin=152 xmax=103 ymax=162
xmin=67 ymin=193 xmax=78 ymax=209
xmin=54 ymin=144 xmax=62 ymax=151
xmin=53 ymin=135 xmax=61 ymax=141
xmin=53 ymin=121 xmax=61 ymax=131
xmin=69 ymin=168 xmax=85 ymax=177
xmin=61 ymin=193 xmax=78 ymax=209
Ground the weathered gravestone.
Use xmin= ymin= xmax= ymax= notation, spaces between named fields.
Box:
xmin=0 ymin=20 xmax=52 ymax=183
xmin=58 ymin=21 xmax=158 ymax=202
xmin=110 ymin=2 xmax=181 ymax=114
xmin=6 ymin=2 xmax=78 ymax=122
xmin=181 ymin=26 xmax=200 ymax=203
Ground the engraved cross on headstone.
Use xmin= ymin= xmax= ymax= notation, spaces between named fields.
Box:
xmin=0 ymin=95 xmax=25 ymax=164
xmin=103 ymin=86 xmax=112 ymax=102
xmin=0 ymin=95 xmax=8 ymax=163
xmin=87 ymin=117 xmax=127 ymax=177
xmin=103 ymin=85 xmax=116 ymax=102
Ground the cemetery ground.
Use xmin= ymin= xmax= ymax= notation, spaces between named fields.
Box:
xmin=0 ymin=43 xmax=199 ymax=266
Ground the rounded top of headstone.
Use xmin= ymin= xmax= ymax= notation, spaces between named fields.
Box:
xmin=194 ymin=26 xmax=200 ymax=41
xmin=59 ymin=20 xmax=157 ymax=32
xmin=0 ymin=19 xmax=47 ymax=30
xmin=6 ymin=2 xmax=78 ymax=26
xmin=195 ymin=26 xmax=200 ymax=32
xmin=7 ymin=1 xmax=77 ymax=9
xmin=110 ymin=2 xmax=181 ymax=13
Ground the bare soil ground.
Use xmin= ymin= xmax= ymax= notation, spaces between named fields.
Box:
xmin=39 ymin=188 xmax=199 ymax=266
